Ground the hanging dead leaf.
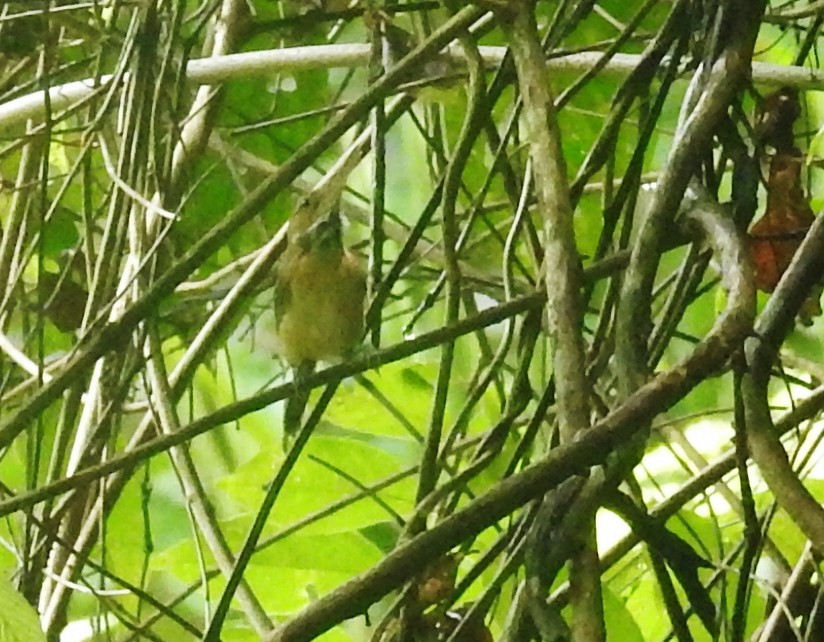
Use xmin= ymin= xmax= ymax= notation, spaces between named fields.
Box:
xmin=754 ymin=86 xmax=800 ymax=152
xmin=747 ymin=151 xmax=814 ymax=292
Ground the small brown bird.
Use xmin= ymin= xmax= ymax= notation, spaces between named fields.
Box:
xmin=275 ymin=211 xmax=365 ymax=440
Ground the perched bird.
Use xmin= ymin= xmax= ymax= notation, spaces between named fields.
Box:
xmin=275 ymin=211 xmax=365 ymax=440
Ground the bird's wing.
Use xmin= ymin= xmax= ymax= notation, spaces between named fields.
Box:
xmin=273 ymin=258 xmax=293 ymax=330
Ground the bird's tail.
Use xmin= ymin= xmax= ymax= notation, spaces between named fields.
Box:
xmin=283 ymin=361 xmax=316 ymax=446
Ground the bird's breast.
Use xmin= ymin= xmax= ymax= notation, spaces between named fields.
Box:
xmin=276 ymin=252 xmax=365 ymax=365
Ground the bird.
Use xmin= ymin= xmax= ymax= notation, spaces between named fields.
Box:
xmin=274 ymin=211 xmax=366 ymax=441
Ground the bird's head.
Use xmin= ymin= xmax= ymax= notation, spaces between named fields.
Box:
xmin=297 ymin=211 xmax=343 ymax=257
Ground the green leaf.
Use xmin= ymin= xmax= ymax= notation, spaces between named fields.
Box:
xmin=603 ymin=584 xmax=644 ymax=642
xmin=0 ymin=573 xmax=46 ymax=642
